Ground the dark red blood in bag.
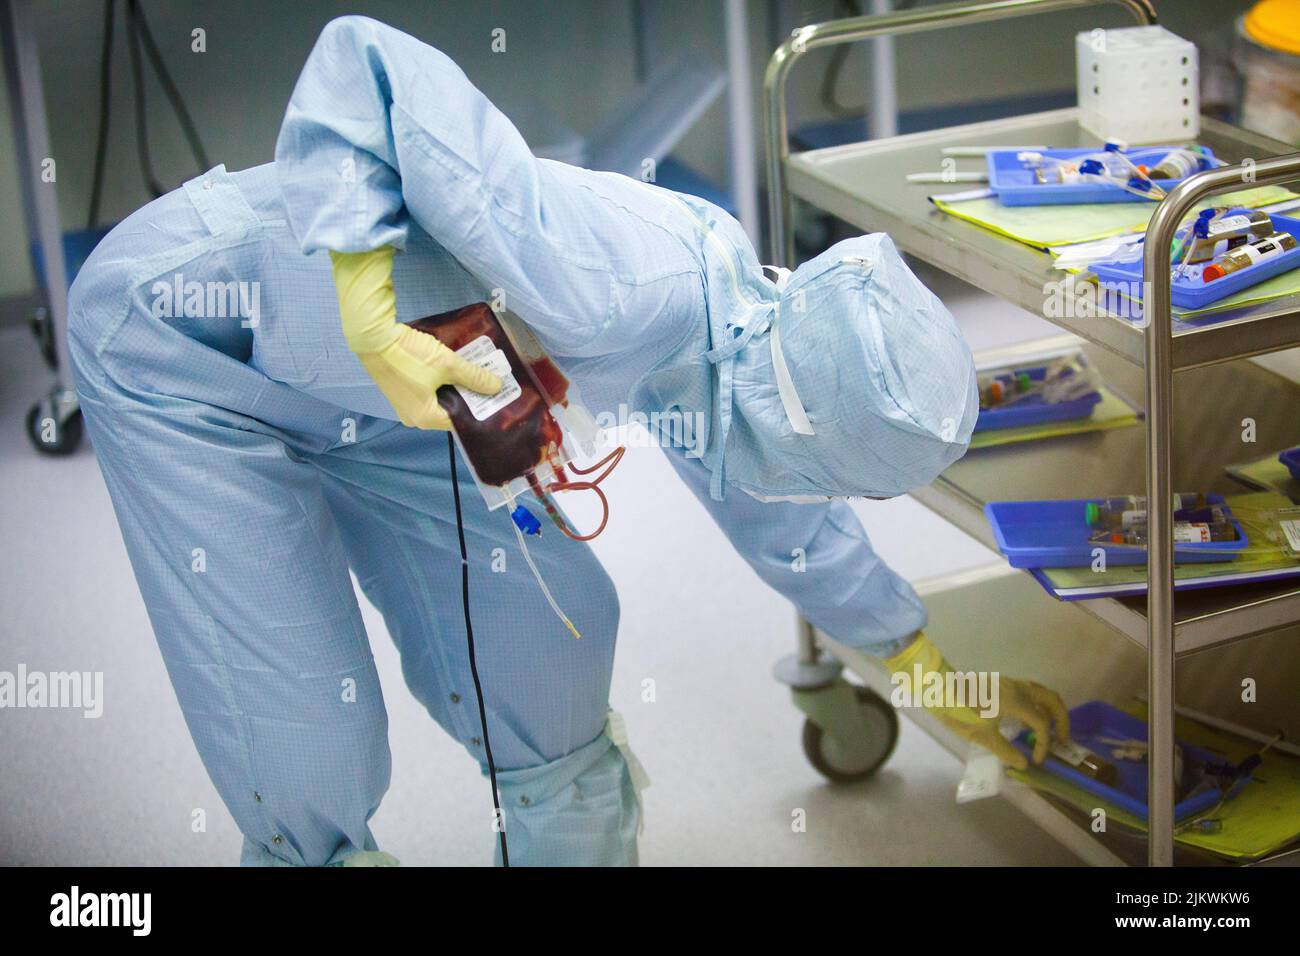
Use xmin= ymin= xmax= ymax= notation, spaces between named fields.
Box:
xmin=528 ymin=354 xmax=569 ymax=406
xmin=408 ymin=303 xmax=566 ymax=488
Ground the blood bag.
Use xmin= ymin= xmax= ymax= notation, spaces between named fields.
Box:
xmin=409 ymin=303 xmax=600 ymax=513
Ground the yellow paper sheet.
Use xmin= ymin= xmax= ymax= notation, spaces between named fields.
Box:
xmin=969 ymin=387 xmax=1138 ymax=450
xmin=931 ymin=185 xmax=1298 ymax=249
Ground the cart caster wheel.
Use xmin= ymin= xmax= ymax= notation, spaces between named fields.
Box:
xmin=802 ymin=686 xmax=898 ymax=783
xmin=26 ymin=400 xmax=83 ymax=456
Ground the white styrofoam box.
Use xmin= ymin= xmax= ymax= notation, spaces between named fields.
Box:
xmin=1076 ymin=26 xmax=1199 ymax=144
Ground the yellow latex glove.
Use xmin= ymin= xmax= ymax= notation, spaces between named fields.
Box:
xmin=329 ymin=247 xmax=502 ymax=430
xmin=883 ymin=631 xmax=1071 ymax=771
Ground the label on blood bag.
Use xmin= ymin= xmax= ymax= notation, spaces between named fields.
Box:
xmin=453 ymin=335 xmax=522 ymax=421
xmin=1173 ymin=522 xmax=1211 ymax=543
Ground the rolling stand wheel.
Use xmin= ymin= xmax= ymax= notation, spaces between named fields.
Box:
xmin=26 ymin=388 xmax=83 ymax=456
xmin=801 ymin=685 xmax=898 ymax=783
xmin=774 ymin=650 xmax=900 ymax=783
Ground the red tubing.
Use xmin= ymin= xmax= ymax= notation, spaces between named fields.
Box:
xmin=542 ymin=446 xmax=626 ymax=541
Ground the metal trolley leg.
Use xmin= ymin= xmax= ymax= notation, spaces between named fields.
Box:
xmin=2 ymin=0 xmax=83 ymax=456
xmin=1143 ymin=154 xmax=1300 ymax=866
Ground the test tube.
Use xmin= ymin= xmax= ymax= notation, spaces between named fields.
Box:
xmin=1202 ymin=233 xmax=1298 ymax=282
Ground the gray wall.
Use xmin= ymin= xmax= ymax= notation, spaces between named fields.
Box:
xmin=0 ymin=0 xmax=1253 ymax=299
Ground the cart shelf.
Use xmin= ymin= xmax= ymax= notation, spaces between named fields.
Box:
xmin=784 ymin=109 xmax=1300 ymax=370
xmin=912 ymin=334 xmax=1300 ymax=654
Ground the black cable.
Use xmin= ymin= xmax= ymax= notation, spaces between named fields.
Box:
xmin=87 ymin=0 xmax=116 ymax=229
xmin=131 ymin=0 xmax=210 ymax=171
xmin=447 ymin=433 xmax=509 ymax=867
xmin=123 ymin=0 xmax=211 ymax=199
xmin=125 ymin=0 xmax=166 ymax=197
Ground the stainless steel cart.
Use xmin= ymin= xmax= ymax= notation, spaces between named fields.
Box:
xmin=763 ymin=0 xmax=1300 ymax=866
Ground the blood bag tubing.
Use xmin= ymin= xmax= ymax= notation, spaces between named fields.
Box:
xmin=503 ymin=487 xmax=581 ymax=639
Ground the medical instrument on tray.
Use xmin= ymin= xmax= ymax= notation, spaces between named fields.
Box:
xmin=977 ymin=355 xmax=1095 ymax=410
xmin=1202 ymin=232 xmax=1299 ymax=282
xmin=1024 ymin=731 xmax=1120 ymax=786
xmin=1097 ymin=736 xmax=1190 ymax=801
xmin=979 ymin=371 xmax=1029 ymax=407
xmin=1138 ymin=145 xmax=1219 ymax=180
xmin=1085 ymin=493 xmax=1209 ymax=530
xmin=1018 ymin=146 xmax=1166 ymax=201
xmin=1174 ymin=732 xmax=1284 ymax=835
xmin=1086 ymin=494 xmax=1238 ymax=546
xmin=1020 ymin=151 xmax=1112 ymax=184
xmin=1091 ymin=523 xmax=1237 ymax=547
xmin=1062 ymin=206 xmax=1274 ymax=281
xmin=1170 ymin=207 xmax=1274 ymax=271
xmin=1099 ymin=142 xmax=1166 ymax=195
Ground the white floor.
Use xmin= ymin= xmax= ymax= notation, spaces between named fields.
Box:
xmin=0 ymin=265 xmax=1083 ymax=866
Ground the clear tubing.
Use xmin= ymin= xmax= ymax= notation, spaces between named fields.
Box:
xmin=503 ymin=488 xmax=581 ymax=639
xmin=1173 ymin=218 xmax=1200 ymax=279
xmin=1021 ymin=150 xmax=1165 ymax=200
xmin=1104 ymin=147 xmax=1166 ymax=199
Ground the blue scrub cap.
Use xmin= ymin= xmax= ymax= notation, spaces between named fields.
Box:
xmin=680 ymin=202 xmax=977 ymax=501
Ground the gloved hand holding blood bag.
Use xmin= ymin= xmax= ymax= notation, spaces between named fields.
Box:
xmin=411 ymin=303 xmax=621 ymax=540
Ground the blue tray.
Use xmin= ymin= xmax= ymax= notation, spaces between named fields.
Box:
xmin=974 ymin=362 xmax=1101 ymax=432
xmin=1012 ymin=701 xmax=1242 ymax=822
xmin=987 ymin=146 xmax=1216 ymax=206
xmin=1089 ymin=213 xmax=1300 ymax=310
xmin=975 ymin=391 xmax=1101 ymax=431
xmin=984 ymin=493 xmax=1247 ymax=568
xmin=1278 ymin=447 xmax=1300 ymax=481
